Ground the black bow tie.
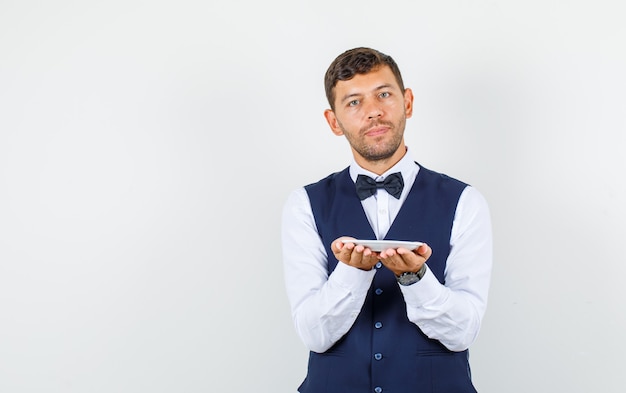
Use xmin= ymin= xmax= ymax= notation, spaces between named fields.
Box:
xmin=355 ymin=172 xmax=404 ymax=200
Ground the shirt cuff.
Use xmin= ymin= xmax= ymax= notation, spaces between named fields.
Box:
xmin=399 ymin=266 xmax=446 ymax=307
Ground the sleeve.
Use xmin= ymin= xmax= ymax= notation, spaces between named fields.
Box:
xmin=399 ymin=186 xmax=493 ymax=351
xmin=281 ymin=188 xmax=376 ymax=353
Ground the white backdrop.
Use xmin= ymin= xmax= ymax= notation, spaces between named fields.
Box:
xmin=1 ymin=1 xmax=625 ymax=392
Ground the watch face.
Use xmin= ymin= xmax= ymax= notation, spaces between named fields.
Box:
xmin=397 ymin=272 xmax=420 ymax=286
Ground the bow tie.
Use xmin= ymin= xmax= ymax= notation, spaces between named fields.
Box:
xmin=355 ymin=172 xmax=404 ymax=200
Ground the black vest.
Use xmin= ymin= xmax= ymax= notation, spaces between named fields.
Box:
xmin=301 ymin=165 xmax=477 ymax=393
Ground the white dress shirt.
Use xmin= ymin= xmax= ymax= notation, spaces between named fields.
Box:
xmin=281 ymin=150 xmax=492 ymax=353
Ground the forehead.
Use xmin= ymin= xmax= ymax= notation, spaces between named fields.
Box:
xmin=334 ymin=66 xmax=400 ymax=99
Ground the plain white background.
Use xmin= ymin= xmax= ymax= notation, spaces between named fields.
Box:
xmin=1 ymin=1 xmax=625 ymax=391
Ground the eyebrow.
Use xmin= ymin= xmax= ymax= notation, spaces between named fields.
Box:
xmin=339 ymin=83 xmax=395 ymax=104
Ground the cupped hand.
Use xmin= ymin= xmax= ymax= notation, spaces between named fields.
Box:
xmin=379 ymin=243 xmax=432 ymax=276
xmin=331 ymin=236 xmax=380 ymax=271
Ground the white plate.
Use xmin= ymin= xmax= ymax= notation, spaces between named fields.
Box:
xmin=348 ymin=239 xmax=423 ymax=252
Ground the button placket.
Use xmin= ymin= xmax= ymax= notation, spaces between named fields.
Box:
xmin=374 ymin=180 xmax=390 ymax=239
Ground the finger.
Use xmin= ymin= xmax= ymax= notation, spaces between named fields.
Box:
xmin=379 ymin=248 xmax=406 ymax=268
xmin=379 ymin=247 xmax=397 ymax=259
xmin=351 ymin=245 xmax=380 ymax=268
xmin=395 ymin=244 xmax=430 ymax=260
xmin=349 ymin=245 xmax=366 ymax=265
xmin=415 ymin=243 xmax=432 ymax=259
xmin=333 ymin=239 xmax=344 ymax=253
xmin=333 ymin=237 xmax=357 ymax=252
xmin=360 ymin=247 xmax=380 ymax=270
xmin=338 ymin=245 xmax=355 ymax=263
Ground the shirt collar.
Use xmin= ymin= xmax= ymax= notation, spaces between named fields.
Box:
xmin=349 ymin=147 xmax=419 ymax=183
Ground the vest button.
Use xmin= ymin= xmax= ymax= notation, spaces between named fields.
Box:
xmin=374 ymin=387 xmax=383 ymax=393
xmin=375 ymin=288 xmax=383 ymax=295
xmin=374 ymin=321 xmax=383 ymax=329
xmin=375 ymin=261 xmax=382 ymax=269
xmin=374 ymin=353 xmax=383 ymax=360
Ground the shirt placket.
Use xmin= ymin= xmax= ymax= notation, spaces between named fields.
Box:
xmin=375 ymin=176 xmax=391 ymax=239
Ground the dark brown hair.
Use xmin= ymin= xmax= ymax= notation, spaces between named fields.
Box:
xmin=324 ymin=47 xmax=405 ymax=110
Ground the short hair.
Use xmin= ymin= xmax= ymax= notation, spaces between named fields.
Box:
xmin=324 ymin=47 xmax=405 ymax=110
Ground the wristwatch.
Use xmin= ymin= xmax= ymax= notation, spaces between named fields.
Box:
xmin=396 ymin=264 xmax=427 ymax=286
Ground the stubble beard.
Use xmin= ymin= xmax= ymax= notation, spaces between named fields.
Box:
xmin=341 ymin=118 xmax=406 ymax=163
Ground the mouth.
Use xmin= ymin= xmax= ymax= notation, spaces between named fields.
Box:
xmin=364 ymin=125 xmax=391 ymax=137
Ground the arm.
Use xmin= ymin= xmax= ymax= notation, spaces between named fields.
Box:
xmin=381 ymin=186 xmax=492 ymax=351
xmin=281 ymin=188 xmax=376 ymax=353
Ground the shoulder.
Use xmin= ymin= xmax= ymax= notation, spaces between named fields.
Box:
xmin=418 ymin=163 xmax=468 ymax=188
xmin=304 ymin=167 xmax=350 ymax=194
xmin=283 ymin=167 xmax=349 ymax=214
xmin=457 ymin=186 xmax=490 ymax=218
xmin=415 ymin=164 xmax=469 ymax=201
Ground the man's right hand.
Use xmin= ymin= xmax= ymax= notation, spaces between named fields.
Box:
xmin=331 ymin=237 xmax=380 ymax=271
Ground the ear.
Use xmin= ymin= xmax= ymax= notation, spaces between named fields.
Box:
xmin=403 ymin=88 xmax=414 ymax=119
xmin=324 ymin=109 xmax=344 ymax=136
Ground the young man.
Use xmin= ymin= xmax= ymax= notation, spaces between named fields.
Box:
xmin=282 ymin=47 xmax=492 ymax=393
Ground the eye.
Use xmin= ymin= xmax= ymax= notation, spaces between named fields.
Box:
xmin=348 ymin=99 xmax=360 ymax=107
xmin=379 ymin=92 xmax=390 ymax=98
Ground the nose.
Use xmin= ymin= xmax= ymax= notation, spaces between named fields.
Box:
xmin=365 ymin=101 xmax=383 ymax=119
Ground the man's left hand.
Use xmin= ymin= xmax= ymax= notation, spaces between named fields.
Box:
xmin=379 ymin=243 xmax=432 ymax=276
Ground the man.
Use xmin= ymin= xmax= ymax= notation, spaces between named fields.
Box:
xmin=282 ymin=47 xmax=492 ymax=393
